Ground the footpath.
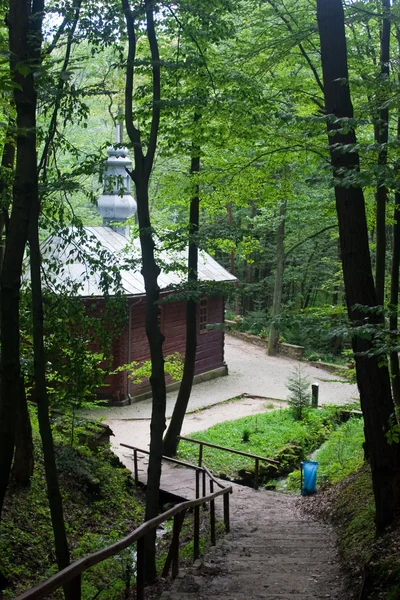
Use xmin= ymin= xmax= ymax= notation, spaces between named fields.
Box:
xmin=104 ymin=335 xmax=355 ymax=600
xmin=161 ymin=482 xmax=348 ymax=600
xmin=98 ymin=334 xmax=358 ymax=456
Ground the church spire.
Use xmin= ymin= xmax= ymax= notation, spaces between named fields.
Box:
xmin=97 ymin=124 xmax=136 ymax=237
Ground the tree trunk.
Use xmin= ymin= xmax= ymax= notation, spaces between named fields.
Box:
xmin=122 ymin=0 xmax=164 ymax=582
xmin=29 ymin=215 xmax=72 ymax=594
xmin=375 ymin=0 xmax=391 ymax=305
xmin=268 ymin=200 xmax=286 ymax=355
xmin=0 ymin=0 xmax=41 ymax=516
xmin=389 ymin=29 xmax=400 ymax=407
xmin=11 ymin=378 xmax=34 ymax=486
xmin=136 ymin=180 xmax=166 ymax=583
xmin=390 ymin=187 xmax=400 ymax=406
xmin=317 ymin=0 xmax=400 ymax=533
xmin=163 ymin=128 xmax=200 ymax=458
xmin=0 ymin=134 xmax=35 ymax=485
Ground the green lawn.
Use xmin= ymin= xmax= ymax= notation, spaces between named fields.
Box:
xmin=178 ymin=407 xmax=340 ymax=480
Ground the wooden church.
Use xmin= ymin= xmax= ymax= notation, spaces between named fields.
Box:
xmin=45 ymin=139 xmax=236 ymax=404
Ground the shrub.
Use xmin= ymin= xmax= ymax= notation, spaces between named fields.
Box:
xmin=286 ymin=363 xmax=311 ymax=420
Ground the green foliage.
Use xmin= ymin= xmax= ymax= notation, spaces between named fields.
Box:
xmin=286 ymin=363 xmax=311 ymax=421
xmin=117 ymin=352 xmax=184 ymax=384
xmin=178 ymin=407 xmax=339 ymax=482
xmin=286 ymin=417 xmax=365 ymax=491
xmin=279 ymin=306 xmax=348 ymax=363
xmin=0 ymin=418 xmax=144 ymax=599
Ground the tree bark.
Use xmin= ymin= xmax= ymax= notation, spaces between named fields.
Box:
xmin=29 ymin=217 xmax=73 ymax=597
xmin=268 ymin=200 xmax=286 ymax=355
xmin=11 ymin=378 xmax=34 ymax=486
xmin=389 ymin=28 xmax=400 ymax=407
xmin=0 ymin=0 xmax=41 ymax=516
xmin=0 ymin=130 xmax=35 ymax=485
xmin=317 ymin=0 xmax=400 ymax=533
xmin=122 ymin=0 xmax=164 ymax=582
xmin=163 ymin=120 xmax=200 ymax=458
xmin=375 ymin=0 xmax=391 ymax=305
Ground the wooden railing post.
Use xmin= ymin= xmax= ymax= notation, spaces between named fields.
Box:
xmin=133 ymin=449 xmax=138 ymax=484
xmin=194 ymin=469 xmax=200 ymax=560
xmin=254 ymin=458 xmax=259 ymax=490
xmin=136 ymin=537 xmax=145 ymax=600
xmin=162 ymin=511 xmax=186 ymax=579
xmin=199 ymin=442 xmax=203 ymax=467
xmin=66 ymin=574 xmax=81 ymax=600
xmin=209 ymin=480 xmax=216 ymax=545
xmin=223 ymin=492 xmax=230 ymax=533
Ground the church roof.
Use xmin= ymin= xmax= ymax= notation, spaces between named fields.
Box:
xmin=43 ymin=226 xmax=237 ymax=298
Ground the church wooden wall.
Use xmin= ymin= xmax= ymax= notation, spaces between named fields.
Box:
xmin=97 ymin=295 xmax=226 ymax=402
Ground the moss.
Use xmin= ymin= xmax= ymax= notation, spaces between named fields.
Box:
xmin=0 ymin=430 xmax=145 ymax=599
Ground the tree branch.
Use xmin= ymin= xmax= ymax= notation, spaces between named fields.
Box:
xmin=144 ymin=0 xmax=160 ymax=180
xmin=285 ymin=224 xmax=337 ymax=259
xmin=266 ymin=0 xmax=325 ymax=94
xmin=122 ymin=0 xmax=142 ymax=171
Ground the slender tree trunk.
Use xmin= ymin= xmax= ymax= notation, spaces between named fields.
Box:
xmin=390 ymin=187 xmax=400 ymax=406
xmin=135 ymin=179 xmax=165 ymax=583
xmin=0 ymin=0 xmax=41 ymax=516
xmin=0 ymin=132 xmax=35 ymax=485
xmin=268 ymin=200 xmax=286 ymax=355
xmin=163 ymin=123 xmax=200 ymax=458
xmin=11 ymin=377 xmax=34 ymax=485
xmin=317 ymin=0 xmax=400 ymax=533
xmin=122 ymin=0 xmax=164 ymax=582
xmin=29 ymin=217 xmax=72 ymax=594
xmin=375 ymin=0 xmax=391 ymax=305
xmin=389 ymin=29 xmax=400 ymax=407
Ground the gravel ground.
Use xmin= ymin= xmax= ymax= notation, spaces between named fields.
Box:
xmin=87 ymin=334 xmax=358 ymax=453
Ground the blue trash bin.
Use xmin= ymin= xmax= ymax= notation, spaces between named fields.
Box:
xmin=301 ymin=461 xmax=318 ymax=496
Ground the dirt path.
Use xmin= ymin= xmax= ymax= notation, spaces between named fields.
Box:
xmin=161 ymin=482 xmax=349 ymax=600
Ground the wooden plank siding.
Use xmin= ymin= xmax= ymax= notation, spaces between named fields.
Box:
xmin=96 ymin=295 xmax=226 ymax=401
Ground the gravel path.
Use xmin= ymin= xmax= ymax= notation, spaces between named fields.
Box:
xmin=89 ymin=334 xmax=358 ymax=453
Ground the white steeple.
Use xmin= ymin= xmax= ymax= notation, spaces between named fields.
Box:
xmin=97 ymin=124 xmax=137 ymax=237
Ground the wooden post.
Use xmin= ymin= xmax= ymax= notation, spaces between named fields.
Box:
xmin=194 ymin=469 xmax=200 ymax=560
xmin=210 ymin=480 xmax=216 ymax=545
xmin=133 ymin=449 xmax=138 ymax=484
xmin=136 ymin=537 xmax=145 ymax=600
xmin=254 ymin=458 xmax=259 ymax=490
xmin=67 ymin=574 xmax=81 ymax=600
xmin=162 ymin=511 xmax=186 ymax=578
xmin=223 ymin=492 xmax=230 ymax=533
xmin=198 ymin=443 xmax=203 ymax=467
xmin=311 ymin=383 xmax=319 ymax=408
xmin=194 ymin=503 xmax=200 ymax=560
xmin=202 ymin=469 xmax=206 ymax=500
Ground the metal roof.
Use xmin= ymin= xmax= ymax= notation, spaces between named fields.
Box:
xmin=42 ymin=226 xmax=237 ymax=298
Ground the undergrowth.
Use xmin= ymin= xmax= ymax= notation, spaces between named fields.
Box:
xmin=177 ymin=407 xmax=341 ymax=484
xmin=285 ymin=417 xmax=365 ymax=491
xmin=0 ymin=417 xmax=145 ymax=599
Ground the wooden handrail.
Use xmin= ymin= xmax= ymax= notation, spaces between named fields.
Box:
xmin=178 ymin=435 xmax=279 ymax=491
xmin=15 ymin=459 xmax=232 ymax=600
xmin=178 ymin=435 xmax=279 ymax=464
xmin=120 ymin=442 xmax=205 ymax=471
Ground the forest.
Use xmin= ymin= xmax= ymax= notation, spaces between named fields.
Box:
xmin=2 ymin=0 xmax=400 ymax=597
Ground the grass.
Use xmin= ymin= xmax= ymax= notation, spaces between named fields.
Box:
xmin=285 ymin=417 xmax=365 ymax=491
xmin=177 ymin=407 xmax=340 ymax=482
